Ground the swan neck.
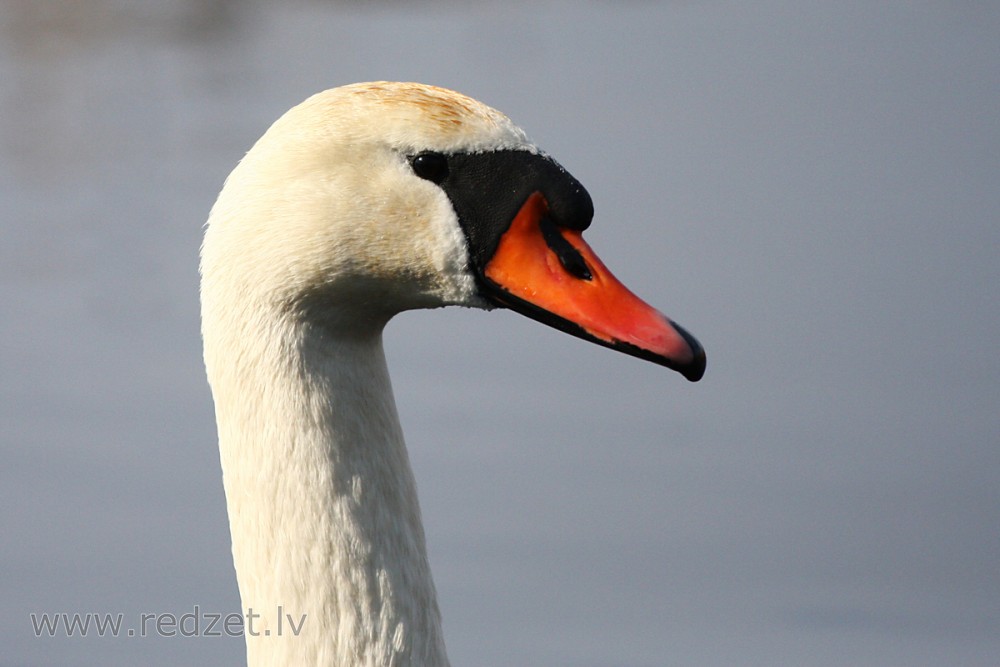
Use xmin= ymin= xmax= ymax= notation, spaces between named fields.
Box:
xmin=210 ymin=317 xmax=449 ymax=667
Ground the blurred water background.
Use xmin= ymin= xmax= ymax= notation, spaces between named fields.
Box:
xmin=2 ymin=1 xmax=998 ymax=665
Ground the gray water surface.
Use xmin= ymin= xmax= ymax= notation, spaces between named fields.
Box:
xmin=2 ymin=2 xmax=998 ymax=665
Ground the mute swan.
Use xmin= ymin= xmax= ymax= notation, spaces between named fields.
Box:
xmin=201 ymin=81 xmax=705 ymax=667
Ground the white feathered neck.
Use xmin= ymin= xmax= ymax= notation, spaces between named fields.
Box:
xmin=201 ymin=83 xmax=534 ymax=666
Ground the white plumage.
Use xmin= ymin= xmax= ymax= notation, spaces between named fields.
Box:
xmin=201 ymin=81 xmax=702 ymax=667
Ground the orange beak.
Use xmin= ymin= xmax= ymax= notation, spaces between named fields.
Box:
xmin=481 ymin=192 xmax=705 ymax=382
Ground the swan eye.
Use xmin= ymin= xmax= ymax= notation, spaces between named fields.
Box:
xmin=410 ymin=152 xmax=450 ymax=184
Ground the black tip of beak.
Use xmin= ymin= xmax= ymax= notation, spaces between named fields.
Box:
xmin=672 ymin=321 xmax=706 ymax=382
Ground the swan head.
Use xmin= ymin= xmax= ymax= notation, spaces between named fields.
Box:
xmin=202 ymin=81 xmax=704 ymax=381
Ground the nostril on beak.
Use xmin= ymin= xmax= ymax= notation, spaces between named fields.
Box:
xmin=539 ymin=217 xmax=593 ymax=280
